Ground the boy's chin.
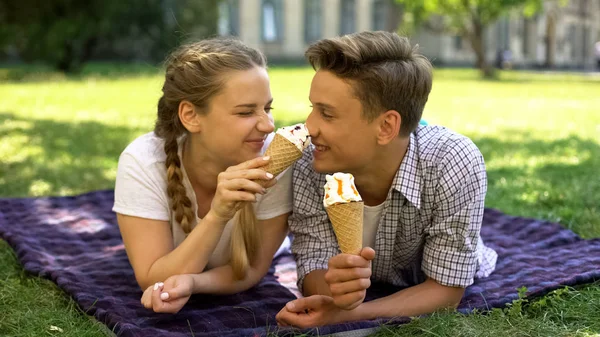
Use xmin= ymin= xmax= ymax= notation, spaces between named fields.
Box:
xmin=311 ymin=160 xmax=339 ymax=175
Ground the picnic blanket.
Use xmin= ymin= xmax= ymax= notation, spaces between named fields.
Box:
xmin=1 ymin=190 xmax=599 ymax=337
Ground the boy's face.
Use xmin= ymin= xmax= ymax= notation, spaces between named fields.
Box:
xmin=306 ymin=70 xmax=379 ymax=175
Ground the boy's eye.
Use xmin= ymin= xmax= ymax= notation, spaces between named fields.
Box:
xmin=320 ymin=110 xmax=332 ymax=119
xmin=310 ymin=105 xmax=332 ymax=119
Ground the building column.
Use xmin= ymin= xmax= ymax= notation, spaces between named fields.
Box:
xmin=239 ymin=0 xmax=261 ymax=49
xmin=356 ymin=0 xmax=372 ymax=32
xmin=323 ymin=0 xmax=341 ymax=38
xmin=283 ymin=0 xmax=304 ymax=56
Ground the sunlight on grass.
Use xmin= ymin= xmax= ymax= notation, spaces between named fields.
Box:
xmin=29 ymin=179 xmax=52 ymax=196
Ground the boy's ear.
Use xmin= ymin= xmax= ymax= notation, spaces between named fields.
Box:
xmin=376 ymin=110 xmax=401 ymax=145
xmin=178 ymin=100 xmax=202 ymax=133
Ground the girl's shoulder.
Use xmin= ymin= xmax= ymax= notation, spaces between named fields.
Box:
xmin=120 ymin=132 xmax=168 ymax=167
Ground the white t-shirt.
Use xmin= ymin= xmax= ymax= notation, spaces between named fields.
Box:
xmin=363 ymin=202 xmax=386 ymax=249
xmin=112 ymin=132 xmax=293 ymax=269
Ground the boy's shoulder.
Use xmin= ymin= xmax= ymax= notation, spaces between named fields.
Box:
xmin=414 ymin=125 xmax=482 ymax=166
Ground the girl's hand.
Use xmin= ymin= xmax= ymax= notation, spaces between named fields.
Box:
xmin=140 ymin=274 xmax=194 ymax=313
xmin=210 ymin=156 xmax=275 ymax=221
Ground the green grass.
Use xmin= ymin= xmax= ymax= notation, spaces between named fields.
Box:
xmin=1 ymin=64 xmax=599 ymax=336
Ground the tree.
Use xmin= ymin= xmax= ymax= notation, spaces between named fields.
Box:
xmin=396 ymin=0 xmax=546 ymax=78
xmin=0 ymin=0 xmax=220 ymax=73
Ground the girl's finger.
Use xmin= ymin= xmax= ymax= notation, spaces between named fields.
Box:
xmin=151 ymin=282 xmax=165 ymax=312
xmin=219 ymin=179 xmax=266 ymax=196
xmin=225 ymin=156 xmax=270 ymax=172
xmin=219 ymin=168 xmax=274 ymax=182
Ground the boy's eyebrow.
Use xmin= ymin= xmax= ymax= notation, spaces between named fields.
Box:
xmin=234 ymin=98 xmax=273 ymax=108
xmin=313 ymin=102 xmax=336 ymax=110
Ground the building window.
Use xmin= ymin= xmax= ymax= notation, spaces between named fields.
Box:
xmin=454 ymin=35 xmax=463 ymax=50
xmin=522 ymin=18 xmax=529 ymax=57
xmin=339 ymin=0 xmax=356 ymax=35
xmin=569 ymin=25 xmax=577 ymax=59
xmin=372 ymin=0 xmax=387 ymax=31
xmin=262 ymin=0 xmax=283 ymax=42
xmin=218 ymin=0 xmax=240 ymax=36
xmin=304 ymin=0 xmax=322 ymax=43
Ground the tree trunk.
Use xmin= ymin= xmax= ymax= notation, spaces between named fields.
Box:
xmin=56 ymin=37 xmax=97 ymax=73
xmin=467 ymin=21 xmax=495 ymax=78
xmin=545 ymin=13 xmax=556 ymax=68
xmin=56 ymin=42 xmax=75 ymax=73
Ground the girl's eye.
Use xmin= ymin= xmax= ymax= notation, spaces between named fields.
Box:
xmin=238 ymin=111 xmax=253 ymax=116
xmin=265 ymin=106 xmax=274 ymax=114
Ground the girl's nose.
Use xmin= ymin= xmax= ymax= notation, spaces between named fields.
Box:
xmin=257 ymin=111 xmax=275 ymax=133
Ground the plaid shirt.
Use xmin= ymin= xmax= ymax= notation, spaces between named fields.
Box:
xmin=290 ymin=125 xmax=498 ymax=291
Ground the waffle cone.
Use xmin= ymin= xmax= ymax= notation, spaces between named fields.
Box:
xmin=326 ymin=201 xmax=364 ymax=255
xmin=263 ymin=134 xmax=303 ymax=177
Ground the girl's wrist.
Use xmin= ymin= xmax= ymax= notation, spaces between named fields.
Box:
xmin=204 ymin=209 xmax=230 ymax=226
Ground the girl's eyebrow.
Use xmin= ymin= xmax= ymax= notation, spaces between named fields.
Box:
xmin=234 ymin=98 xmax=273 ymax=108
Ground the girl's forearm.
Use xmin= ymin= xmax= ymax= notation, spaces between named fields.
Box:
xmin=190 ymin=264 xmax=266 ymax=295
xmin=142 ymin=211 xmax=228 ymax=288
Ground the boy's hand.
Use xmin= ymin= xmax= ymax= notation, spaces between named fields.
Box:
xmin=325 ymin=247 xmax=375 ymax=310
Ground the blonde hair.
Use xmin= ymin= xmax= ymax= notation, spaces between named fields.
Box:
xmin=153 ymin=38 xmax=266 ymax=279
xmin=305 ymin=31 xmax=433 ymax=137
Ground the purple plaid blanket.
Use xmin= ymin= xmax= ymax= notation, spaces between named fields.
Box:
xmin=1 ymin=190 xmax=599 ymax=336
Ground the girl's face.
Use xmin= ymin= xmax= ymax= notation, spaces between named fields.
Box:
xmin=196 ymin=66 xmax=275 ymax=167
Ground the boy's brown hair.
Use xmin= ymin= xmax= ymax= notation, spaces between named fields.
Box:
xmin=305 ymin=31 xmax=433 ymax=137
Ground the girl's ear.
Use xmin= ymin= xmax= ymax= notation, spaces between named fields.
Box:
xmin=178 ymin=100 xmax=202 ymax=133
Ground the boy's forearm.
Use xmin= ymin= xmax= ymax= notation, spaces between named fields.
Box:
xmin=352 ymin=278 xmax=465 ymax=320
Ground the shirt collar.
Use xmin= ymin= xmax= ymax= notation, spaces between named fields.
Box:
xmin=391 ymin=132 xmax=422 ymax=209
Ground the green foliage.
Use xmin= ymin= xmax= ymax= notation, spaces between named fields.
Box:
xmin=0 ymin=0 xmax=220 ymax=72
xmin=397 ymin=0 xmax=543 ymax=32
xmin=395 ymin=0 xmax=546 ymax=77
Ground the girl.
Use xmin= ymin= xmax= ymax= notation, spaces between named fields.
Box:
xmin=113 ymin=38 xmax=292 ymax=313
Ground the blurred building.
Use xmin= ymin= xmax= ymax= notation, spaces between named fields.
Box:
xmin=415 ymin=0 xmax=600 ymax=70
xmin=218 ymin=0 xmax=600 ymax=70
xmin=217 ymin=0 xmax=401 ymax=62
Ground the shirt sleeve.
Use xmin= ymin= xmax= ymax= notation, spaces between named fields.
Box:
xmin=112 ymin=152 xmax=170 ymax=221
xmin=288 ymin=149 xmax=340 ymax=293
xmin=421 ymin=137 xmax=488 ymax=288
xmin=255 ymin=167 xmax=293 ymax=220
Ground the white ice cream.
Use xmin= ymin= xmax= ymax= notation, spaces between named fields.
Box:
xmin=276 ymin=123 xmax=310 ymax=151
xmin=323 ymin=172 xmax=362 ymax=207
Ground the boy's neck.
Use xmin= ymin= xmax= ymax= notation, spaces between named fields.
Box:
xmin=354 ymin=137 xmax=409 ymax=206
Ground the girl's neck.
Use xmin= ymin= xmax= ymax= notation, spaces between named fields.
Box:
xmin=181 ymin=136 xmax=224 ymax=194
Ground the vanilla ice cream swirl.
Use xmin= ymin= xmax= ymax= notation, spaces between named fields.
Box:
xmin=323 ymin=173 xmax=362 ymax=207
xmin=276 ymin=123 xmax=310 ymax=151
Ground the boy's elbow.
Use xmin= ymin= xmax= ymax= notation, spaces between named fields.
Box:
xmin=426 ymin=277 xmax=465 ymax=309
xmin=445 ymin=287 xmax=466 ymax=309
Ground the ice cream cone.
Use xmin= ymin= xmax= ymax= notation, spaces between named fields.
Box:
xmin=263 ymin=133 xmax=303 ymax=177
xmin=326 ymin=201 xmax=364 ymax=255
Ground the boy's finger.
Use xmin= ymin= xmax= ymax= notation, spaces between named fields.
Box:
xmin=359 ymin=247 xmax=376 ymax=261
